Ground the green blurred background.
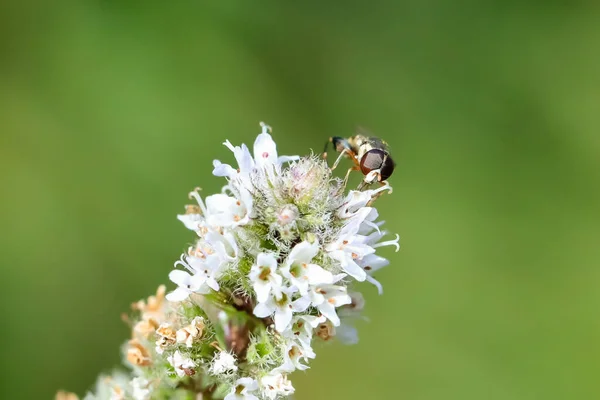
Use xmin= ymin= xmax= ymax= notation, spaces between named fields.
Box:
xmin=1 ymin=1 xmax=599 ymax=399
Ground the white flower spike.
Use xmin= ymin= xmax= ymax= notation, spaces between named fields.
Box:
xmin=75 ymin=122 xmax=400 ymax=400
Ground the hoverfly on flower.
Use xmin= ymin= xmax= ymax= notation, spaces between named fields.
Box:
xmin=323 ymin=129 xmax=395 ymax=190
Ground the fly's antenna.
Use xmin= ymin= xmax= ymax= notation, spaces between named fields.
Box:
xmin=323 ymin=137 xmax=333 ymax=159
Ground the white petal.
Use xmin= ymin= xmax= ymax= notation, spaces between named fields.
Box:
xmin=305 ymin=264 xmax=334 ymax=285
xmin=291 ymin=295 xmax=311 ymax=312
xmin=208 ymin=240 xmax=229 ymax=264
xmin=274 ymin=305 xmax=293 ymax=332
xmin=253 ymin=132 xmax=278 ymax=167
xmin=275 ymin=359 xmax=296 ymax=374
xmin=308 ymin=287 xmax=325 ymax=305
xmin=271 ymin=272 xmax=283 ymax=287
xmin=190 ymin=271 xmax=209 ymax=287
xmin=345 ymin=242 xmax=376 ymax=260
xmin=206 ymin=193 xmax=236 ymax=214
xmin=177 ymin=213 xmax=202 ymax=231
xmin=206 ymin=277 xmax=220 ymax=292
xmin=292 ymin=277 xmax=309 ymax=295
xmin=236 ymin=378 xmax=258 ymax=390
xmin=204 ymin=253 xmax=223 ymax=273
xmin=223 ymin=232 xmax=240 ymax=259
xmin=166 ymin=287 xmax=190 ymax=302
xmin=318 ymin=302 xmax=340 ymax=326
xmin=239 ymin=187 xmax=254 ymax=217
xmin=195 ymin=284 xmax=212 ymax=295
xmin=279 ymin=262 xmax=292 ymax=278
xmin=257 ymin=252 xmax=278 ymax=270
xmin=277 ymin=155 xmax=299 ymax=164
xmin=340 ymin=258 xmax=367 ymax=281
xmin=236 ymin=143 xmax=255 ymax=173
xmin=225 ymin=395 xmax=254 ymax=400
xmin=212 ymin=160 xmax=237 ymax=178
xmin=360 ymin=254 xmax=390 ymax=272
xmin=223 ymin=140 xmax=254 ymax=173
xmin=169 ymin=269 xmax=193 ymax=286
xmin=288 ymin=241 xmax=319 ymax=263
xmin=332 ymin=292 xmax=352 ymax=307
xmin=338 ymin=191 xmax=372 ymax=217
xmin=339 ymin=213 xmax=367 ymax=236
xmin=253 ymin=301 xmax=275 ymax=318
xmin=253 ymin=280 xmax=272 ymax=303
xmin=298 ymin=314 xmax=326 ymax=329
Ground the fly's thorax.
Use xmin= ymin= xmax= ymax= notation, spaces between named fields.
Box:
xmin=347 ymin=135 xmax=371 ymax=159
xmin=348 ymin=135 xmax=391 ymax=160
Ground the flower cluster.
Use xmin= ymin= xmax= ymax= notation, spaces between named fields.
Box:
xmin=63 ymin=123 xmax=399 ymax=400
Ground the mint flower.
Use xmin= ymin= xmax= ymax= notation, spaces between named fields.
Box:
xmin=225 ymin=378 xmax=260 ymax=400
xmin=167 ymin=350 xmax=195 ymax=377
xmin=130 ymin=377 xmax=150 ymax=400
xmin=249 ymin=252 xmax=284 ymax=303
xmin=61 ymin=122 xmax=400 ymax=400
xmin=280 ymin=241 xmax=334 ymax=295
xmin=308 ymin=283 xmax=353 ymax=326
xmin=210 ymin=351 xmax=238 ymax=375
xmin=260 ymin=373 xmax=295 ymax=400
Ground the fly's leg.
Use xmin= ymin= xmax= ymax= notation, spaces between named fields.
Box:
xmin=330 ymin=148 xmax=352 ymax=171
xmin=343 ymin=166 xmax=360 ymax=187
xmin=323 ymin=137 xmax=333 ymax=160
xmin=324 ymin=136 xmax=356 ymax=168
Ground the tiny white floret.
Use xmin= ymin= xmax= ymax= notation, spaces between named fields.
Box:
xmin=210 ymin=351 xmax=238 ymax=375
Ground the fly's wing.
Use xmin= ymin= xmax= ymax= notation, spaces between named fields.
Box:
xmin=367 ymin=136 xmax=390 ymax=152
xmin=354 ymin=126 xmax=390 ymax=152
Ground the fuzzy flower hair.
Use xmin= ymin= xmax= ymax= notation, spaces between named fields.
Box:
xmin=63 ymin=123 xmax=399 ymax=400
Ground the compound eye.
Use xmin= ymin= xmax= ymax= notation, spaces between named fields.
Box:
xmin=379 ymin=156 xmax=395 ymax=181
xmin=360 ymin=149 xmax=386 ymax=175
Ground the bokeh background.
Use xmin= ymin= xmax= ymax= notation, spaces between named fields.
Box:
xmin=1 ymin=1 xmax=599 ymax=399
